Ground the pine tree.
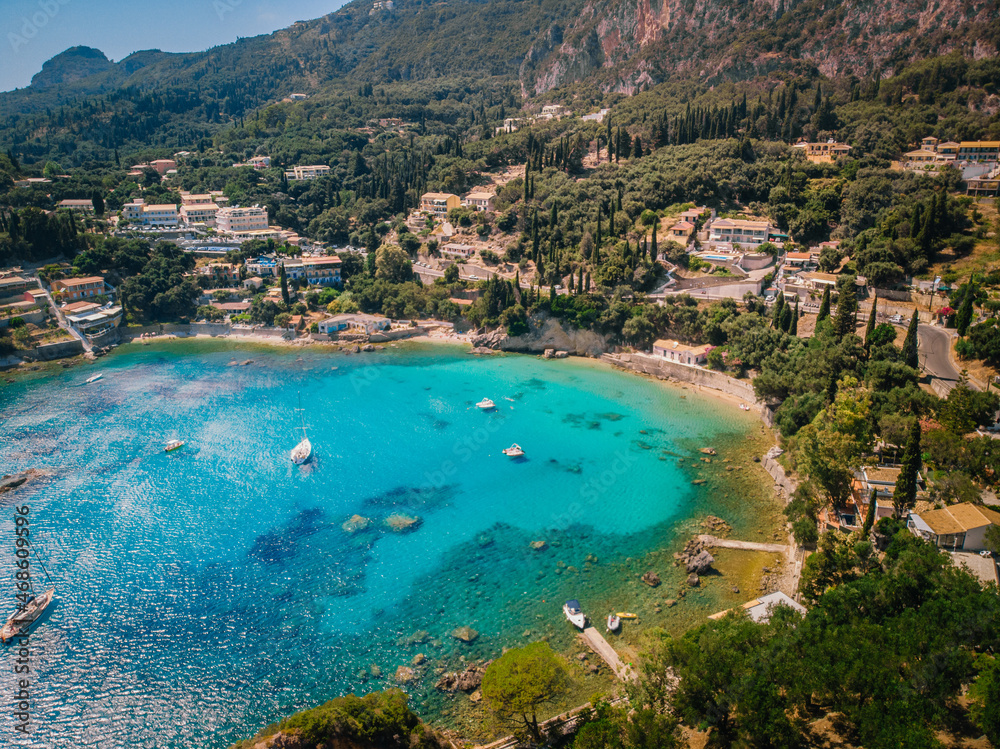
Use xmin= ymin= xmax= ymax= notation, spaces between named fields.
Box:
xmin=864 ymin=295 xmax=878 ymax=355
xmin=892 ymin=419 xmax=922 ymax=518
xmin=817 ymin=285 xmax=831 ymax=322
xmin=902 ymin=311 xmax=920 ymax=370
xmin=862 ymin=488 xmax=878 ymax=536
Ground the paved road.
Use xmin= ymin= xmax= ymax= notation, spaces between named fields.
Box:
xmin=917 ymin=324 xmax=965 ymax=393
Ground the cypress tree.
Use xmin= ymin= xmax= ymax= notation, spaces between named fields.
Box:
xmin=780 ymin=304 xmax=792 ymax=332
xmin=817 ymin=285 xmax=831 ymax=322
xmin=772 ymin=292 xmax=785 ymax=328
xmin=834 ymin=285 xmax=858 ymax=339
xmin=862 ymin=488 xmax=878 ymax=536
xmin=956 ymin=284 xmax=976 ymax=336
xmin=790 ymin=298 xmax=799 ymax=336
xmin=902 ymin=311 xmax=920 ymax=370
xmin=596 ymin=205 xmax=602 ymax=247
xmin=650 ymin=222 xmax=658 ymax=262
xmin=280 ymin=264 xmax=290 ymax=306
xmin=578 ymin=266 xmax=585 ymax=292
xmin=864 ymin=295 xmax=878 ymax=355
xmin=892 ymin=419 xmax=922 ymax=518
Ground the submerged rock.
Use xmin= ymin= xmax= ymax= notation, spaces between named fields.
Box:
xmin=530 ymin=540 xmax=548 ymax=551
xmin=341 ymin=514 xmax=372 ymax=533
xmin=451 ymin=626 xmax=479 ymax=643
xmin=395 ymin=666 xmax=417 ymax=683
xmin=700 ymin=447 xmax=717 ymax=455
xmin=687 ymin=573 xmax=700 ymax=587
xmin=641 ymin=571 xmax=661 ymax=587
xmin=384 ymin=513 xmax=422 ymax=532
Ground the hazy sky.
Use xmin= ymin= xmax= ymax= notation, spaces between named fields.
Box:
xmin=0 ymin=0 xmax=348 ymax=92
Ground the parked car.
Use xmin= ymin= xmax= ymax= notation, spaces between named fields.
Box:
xmin=890 ymin=314 xmax=904 ymax=324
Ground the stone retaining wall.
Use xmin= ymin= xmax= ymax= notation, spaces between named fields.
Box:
xmin=34 ymin=339 xmax=84 ymax=360
xmin=602 ymin=352 xmax=756 ymax=401
xmin=761 ymin=455 xmax=798 ymax=501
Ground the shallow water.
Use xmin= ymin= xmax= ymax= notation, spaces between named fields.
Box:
xmin=0 ymin=341 xmax=765 ymax=747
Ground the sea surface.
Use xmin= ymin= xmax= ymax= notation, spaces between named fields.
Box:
xmin=0 ymin=341 xmax=762 ymax=748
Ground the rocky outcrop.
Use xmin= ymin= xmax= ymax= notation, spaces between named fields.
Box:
xmin=641 ymin=571 xmax=661 ymax=587
xmin=685 ymin=550 xmax=715 ymax=575
xmin=470 ymin=315 xmax=611 ymax=357
xmin=435 ymin=661 xmax=491 ymax=692
xmin=384 ymin=514 xmax=421 ymax=532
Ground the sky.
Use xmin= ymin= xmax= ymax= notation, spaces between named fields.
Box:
xmin=0 ymin=0 xmax=348 ymax=92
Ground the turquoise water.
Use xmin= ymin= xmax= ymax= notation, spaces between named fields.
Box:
xmin=0 ymin=341 xmax=754 ymax=747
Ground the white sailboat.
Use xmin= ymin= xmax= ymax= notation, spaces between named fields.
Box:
xmin=1 ymin=545 xmax=56 ymax=644
xmin=291 ymin=392 xmax=312 ymax=465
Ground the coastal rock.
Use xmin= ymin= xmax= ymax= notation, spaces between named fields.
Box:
xmin=435 ymin=661 xmax=490 ymax=692
xmin=412 ymin=653 xmax=426 ymax=666
xmin=470 ymin=328 xmax=508 ymax=350
xmin=530 ymin=540 xmax=548 ymax=551
xmin=362 ymin=344 xmax=375 ymax=352
xmin=664 ymin=598 xmax=676 ymax=608
xmin=640 ymin=571 xmax=661 ymax=587
xmin=687 ymin=573 xmax=700 ymax=587
xmin=554 ymin=350 xmax=569 ymax=359
xmin=543 ymin=348 xmax=555 ymax=359
xmin=395 ymin=666 xmax=417 ymax=683
xmin=686 ymin=550 xmax=715 ymax=575
xmin=451 ymin=626 xmax=479 ymax=643
xmin=700 ymin=447 xmax=717 ymax=455
xmin=700 ymin=516 xmax=732 ymax=535
xmin=384 ymin=513 xmax=422 ymax=532
xmin=341 ymin=514 xmax=372 ymax=533
xmin=398 ymin=630 xmax=430 ymax=647
xmin=469 ymin=689 xmax=482 ymax=703
xmin=691 ymin=479 xmax=707 ymax=485
xmin=765 ymin=446 xmax=784 ymax=460
xmin=470 ymin=346 xmax=498 ymax=355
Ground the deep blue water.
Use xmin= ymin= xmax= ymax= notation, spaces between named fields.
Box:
xmin=0 ymin=341 xmax=755 ymax=748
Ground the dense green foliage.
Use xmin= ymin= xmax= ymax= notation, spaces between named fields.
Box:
xmin=593 ymin=532 xmax=1000 ymax=749
xmin=481 ymin=641 xmax=568 ymax=741
xmin=230 ymin=689 xmax=444 ymax=749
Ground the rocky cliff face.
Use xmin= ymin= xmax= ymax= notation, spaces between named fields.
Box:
xmin=471 ymin=315 xmax=611 ymax=357
xmin=30 ymin=46 xmax=114 ymax=89
xmin=521 ymin=0 xmax=999 ymax=94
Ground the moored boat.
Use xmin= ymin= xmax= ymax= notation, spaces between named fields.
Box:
xmin=290 ymin=392 xmax=312 ymax=464
xmin=502 ymin=443 xmax=524 ymax=457
xmin=476 ymin=398 xmax=496 ymax=410
xmin=616 ymin=612 xmax=638 ymax=619
xmin=563 ymin=599 xmax=587 ymax=629
xmin=0 ymin=587 xmax=55 ymax=643
xmin=164 ymin=439 xmax=185 ymax=452
xmin=85 ymin=374 xmax=102 ymax=384
xmin=291 ymin=437 xmax=312 ymax=465
xmin=607 ymin=613 xmax=621 ymax=632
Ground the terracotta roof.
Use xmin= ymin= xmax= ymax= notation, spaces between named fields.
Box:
xmin=58 ymin=276 xmax=104 ymax=287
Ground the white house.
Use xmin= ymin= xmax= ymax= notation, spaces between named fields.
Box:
xmin=216 ymin=206 xmax=269 ymax=235
xmin=319 ymin=313 xmax=390 ymax=334
xmin=652 ymin=339 xmax=712 ymax=366
xmin=908 ymin=502 xmax=1000 ymax=552
xmin=285 ymin=165 xmax=331 ymax=181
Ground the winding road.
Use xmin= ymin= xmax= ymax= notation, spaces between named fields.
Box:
xmin=916 ymin=324 xmax=968 ymax=394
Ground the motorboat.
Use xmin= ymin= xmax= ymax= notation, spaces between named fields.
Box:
xmin=164 ymin=439 xmax=185 ymax=452
xmin=502 ymin=443 xmax=524 ymax=458
xmin=1 ymin=587 xmax=55 ymax=644
xmin=563 ymin=599 xmax=587 ymax=629
xmin=476 ymin=398 xmax=496 ymax=410
xmin=616 ymin=612 xmax=638 ymax=620
xmin=607 ymin=613 xmax=621 ymax=632
xmin=85 ymin=374 xmax=102 ymax=384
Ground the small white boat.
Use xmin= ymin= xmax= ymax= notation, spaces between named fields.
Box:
xmin=291 ymin=437 xmax=312 ymax=465
xmin=1 ymin=587 xmax=55 ymax=643
xmin=607 ymin=613 xmax=621 ymax=632
xmin=502 ymin=443 xmax=524 ymax=457
xmin=290 ymin=392 xmax=312 ymax=465
xmin=164 ymin=439 xmax=185 ymax=452
xmin=563 ymin=599 xmax=587 ymax=629
xmin=476 ymin=398 xmax=496 ymax=410
xmin=85 ymin=374 xmax=102 ymax=384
